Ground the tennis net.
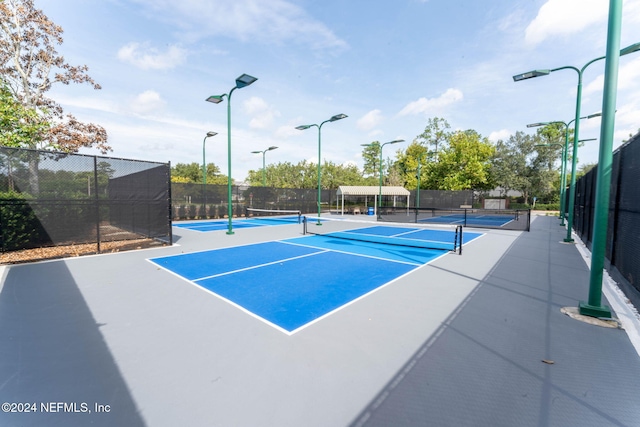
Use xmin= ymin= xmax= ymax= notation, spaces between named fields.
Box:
xmin=378 ymin=207 xmax=530 ymax=231
xmin=245 ymin=207 xmax=302 ymax=224
xmin=302 ymin=216 xmax=463 ymax=254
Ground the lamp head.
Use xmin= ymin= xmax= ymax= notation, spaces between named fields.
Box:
xmin=267 ymin=146 xmax=278 ymax=151
xmin=587 ymin=112 xmax=602 ymax=119
xmin=513 ymin=69 xmax=551 ymax=81
xmin=329 ymin=113 xmax=348 ymax=122
xmin=388 ymin=139 xmax=404 ymax=144
xmin=206 ymin=95 xmax=224 ymax=104
xmin=206 ymin=131 xmax=218 ymax=137
xmin=251 ymin=151 xmax=262 ymax=154
xmin=295 ymin=124 xmax=313 ymax=130
xmin=527 ymin=122 xmax=548 ymax=128
xmin=620 ymin=42 xmax=640 ymax=56
xmin=235 ymin=73 xmax=258 ymax=88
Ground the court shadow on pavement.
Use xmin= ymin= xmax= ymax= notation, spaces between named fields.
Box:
xmin=0 ymin=261 xmax=146 ymax=427
xmin=349 ymin=217 xmax=640 ymax=427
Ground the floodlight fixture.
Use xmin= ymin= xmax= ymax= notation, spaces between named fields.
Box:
xmin=620 ymin=42 xmax=640 ymax=56
xmin=235 ymin=73 xmax=258 ymax=88
xmin=512 ymin=70 xmax=550 ymax=81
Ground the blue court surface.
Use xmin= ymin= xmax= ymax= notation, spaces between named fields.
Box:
xmin=149 ymin=227 xmax=482 ymax=334
xmin=419 ymin=213 xmax=515 ymax=227
xmin=174 ymin=216 xmax=300 ymax=232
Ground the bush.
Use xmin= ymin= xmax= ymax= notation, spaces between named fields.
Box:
xmin=187 ymin=204 xmax=197 ymax=219
xmin=0 ymin=192 xmax=42 ymax=251
xmin=533 ymin=203 xmax=560 ymax=211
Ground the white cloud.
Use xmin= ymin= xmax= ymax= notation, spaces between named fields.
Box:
xmin=488 ymin=129 xmax=512 ymax=142
xmin=397 ymin=88 xmax=463 ymax=117
xmin=130 ymin=90 xmax=166 ymax=114
xmin=117 ymin=42 xmax=187 ymax=70
xmin=131 ymin=0 xmax=347 ymax=50
xmin=583 ymin=56 xmax=640 ymax=97
xmin=525 ymin=0 xmax=607 ymax=46
xmin=357 ymin=109 xmax=383 ymax=131
xmin=242 ymin=97 xmax=281 ymax=129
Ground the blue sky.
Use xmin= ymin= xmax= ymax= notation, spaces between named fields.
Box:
xmin=40 ymin=0 xmax=640 ymax=182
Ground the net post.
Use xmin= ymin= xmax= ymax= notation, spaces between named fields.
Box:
xmin=303 ymin=215 xmax=308 ymax=234
xmin=297 ymin=211 xmax=302 ymax=224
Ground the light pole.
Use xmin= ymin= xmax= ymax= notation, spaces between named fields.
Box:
xmin=251 ymin=146 xmax=278 ymax=187
xmin=513 ymin=41 xmax=639 ymax=243
xmin=202 ymin=131 xmax=218 ymax=213
xmin=296 ymin=114 xmax=348 ymax=224
xmin=361 ymin=139 xmax=404 ymax=218
xmin=206 ymin=73 xmax=258 ymax=235
xmin=527 ymin=113 xmax=601 ymax=225
xmin=416 ymin=153 xmax=422 ymax=209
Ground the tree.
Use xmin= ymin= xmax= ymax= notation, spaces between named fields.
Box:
xmin=171 ymin=162 xmax=226 ymax=184
xmin=426 ymin=130 xmax=495 ymax=191
xmin=0 ymin=82 xmax=48 ymax=147
xmin=0 ymin=0 xmax=110 ymax=154
xmin=361 ymin=141 xmax=380 ymax=179
xmin=415 ymin=117 xmax=451 ymax=155
xmin=246 ymin=160 xmax=366 ymax=188
xmin=394 ymin=141 xmax=431 ymax=190
xmin=491 ymin=130 xmax=561 ymax=204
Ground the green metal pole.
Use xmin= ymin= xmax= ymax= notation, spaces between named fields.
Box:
xmin=579 ymin=0 xmax=622 ymax=318
xmin=378 ymin=144 xmax=383 ymax=218
xmin=559 ymin=124 xmax=569 ymax=225
xmin=226 ymin=88 xmax=236 ymax=235
xmin=416 ymin=156 xmax=421 ymax=209
xmin=316 ymin=124 xmax=322 ymax=225
xmin=564 ymin=75 xmax=582 ymax=242
xmin=262 ymin=151 xmax=266 ymax=187
xmin=203 ymin=135 xmax=208 ymax=214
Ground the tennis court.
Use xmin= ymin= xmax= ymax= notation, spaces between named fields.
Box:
xmin=418 ymin=212 xmax=516 ymax=227
xmin=150 ymin=221 xmax=482 ymax=334
xmin=174 ymin=211 xmax=302 ymax=232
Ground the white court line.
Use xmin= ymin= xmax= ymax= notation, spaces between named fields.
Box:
xmin=192 ymin=250 xmax=328 ymax=282
xmin=280 ymin=239 xmax=432 ymax=267
xmin=572 ymin=230 xmax=640 ymax=358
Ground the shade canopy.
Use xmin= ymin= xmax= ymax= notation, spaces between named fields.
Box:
xmin=337 ymin=186 xmax=410 ymax=196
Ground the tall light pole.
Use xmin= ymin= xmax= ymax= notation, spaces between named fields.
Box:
xmin=202 ymin=131 xmax=218 ymax=213
xmin=416 ymin=153 xmax=422 ymax=209
xmin=361 ymin=139 xmax=404 ymax=218
xmin=296 ymin=114 xmax=348 ymax=224
xmin=513 ymin=41 xmax=639 ymax=242
xmin=251 ymin=146 xmax=278 ymax=187
xmin=527 ymin=113 xmax=601 ymax=225
xmin=206 ymin=73 xmax=258 ymax=235
xmin=583 ymin=0 xmax=627 ymax=318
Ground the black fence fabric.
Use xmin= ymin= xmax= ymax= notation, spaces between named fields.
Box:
xmin=170 ymin=183 xmax=477 ymax=221
xmin=572 ymin=132 xmax=640 ymax=303
xmin=0 ymin=146 xmax=171 ymax=253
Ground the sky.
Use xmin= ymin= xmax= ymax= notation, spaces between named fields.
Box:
xmin=38 ymin=0 xmax=640 ymax=182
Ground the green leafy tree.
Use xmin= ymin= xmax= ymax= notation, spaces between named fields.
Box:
xmin=361 ymin=141 xmax=380 ymax=179
xmin=246 ymin=160 xmax=366 ymax=188
xmin=491 ymin=130 xmax=561 ymax=204
xmin=171 ymin=162 xmax=226 ymax=184
xmin=425 ymin=130 xmax=495 ymax=191
xmin=0 ymin=82 xmax=48 ymax=147
xmin=415 ymin=117 xmax=451 ymax=155
xmin=394 ymin=141 xmax=432 ymax=189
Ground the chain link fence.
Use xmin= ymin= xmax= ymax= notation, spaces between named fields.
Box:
xmin=0 ymin=146 xmax=171 ymax=254
xmin=573 ymin=131 xmax=640 ymax=307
